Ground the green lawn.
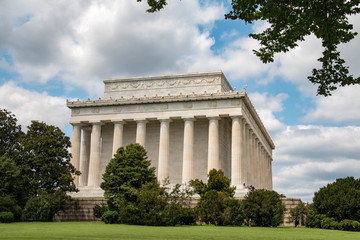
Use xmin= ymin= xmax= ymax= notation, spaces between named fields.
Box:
xmin=0 ymin=222 xmax=359 ymax=240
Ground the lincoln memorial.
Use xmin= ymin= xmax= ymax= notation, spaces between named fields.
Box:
xmin=67 ymin=70 xmax=275 ymax=197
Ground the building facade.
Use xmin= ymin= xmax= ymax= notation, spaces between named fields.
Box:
xmin=67 ymin=71 xmax=275 ymax=197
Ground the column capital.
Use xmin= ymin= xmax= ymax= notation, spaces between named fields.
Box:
xmin=182 ymin=117 xmax=196 ymax=122
xmin=70 ymin=121 xmax=82 ymax=126
xmin=111 ymin=119 xmax=126 ymax=124
xmin=158 ymin=118 xmax=172 ymax=123
xmin=230 ymin=115 xmax=243 ymax=120
xmin=135 ymin=118 xmax=149 ymax=123
xmin=207 ymin=115 xmax=221 ymax=120
xmin=89 ymin=121 xmax=104 ymax=125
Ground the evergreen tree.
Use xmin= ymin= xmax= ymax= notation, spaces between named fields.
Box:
xmin=313 ymin=176 xmax=360 ymax=222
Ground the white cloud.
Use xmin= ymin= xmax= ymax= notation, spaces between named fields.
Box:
xmin=303 ymin=85 xmax=360 ymax=125
xmin=0 ymin=81 xmax=69 ymax=130
xmin=249 ymin=92 xmax=287 ymax=135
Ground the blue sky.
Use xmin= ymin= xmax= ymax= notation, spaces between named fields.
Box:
xmin=1 ymin=0 xmax=359 ymax=202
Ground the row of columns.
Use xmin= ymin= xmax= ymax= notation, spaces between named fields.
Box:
xmin=70 ymin=116 xmax=272 ymax=190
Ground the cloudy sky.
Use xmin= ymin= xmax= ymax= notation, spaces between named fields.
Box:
xmin=1 ymin=0 xmax=359 ymax=202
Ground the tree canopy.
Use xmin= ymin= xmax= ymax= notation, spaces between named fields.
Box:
xmin=312 ymin=176 xmax=360 ymax=222
xmin=137 ymin=0 xmax=360 ymax=96
xmin=0 ymin=109 xmax=79 ymax=221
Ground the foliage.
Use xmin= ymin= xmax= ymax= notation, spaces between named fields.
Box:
xmin=191 ymin=169 xmax=242 ymax=226
xmin=0 ymin=109 xmax=23 ymax=157
xmin=0 ymin=212 xmax=14 ymax=223
xmin=101 ymin=144 xmax=195 ymax=226
xmin=243 ymin=189 xmax=285 ymax=227
xmin=22 ymin=194 xmax=51 ymax=221
xmin=93 ymin=203 xmax=108 ymax=219
xmin=305 ymin=208 xmax=326 ymax=228
xmin=101 ymin=144 xmax=157 ymax=206
xmin=0 ymin=156 xmax=22 ymax=201
xmin=290 ymin=202 xmax=308 ymax=227
xmin=0 ymin=109 xmax=80 ymax=221
xmin=21 ymin=121 xmax=79 ymax=196
xmin=101 ymin=210 xmax=119 ymax=224
xmin=338 ymin=219 xmax=360 ymax=232
xmin=196 ymin=190 xmax=244 ymax=226
xmin=0 ymin=196 xmax=22 ymax=222
xmin=312 ymin=176 xmax=360 ymax=222
xmin=137 ymin=0 xmax=360 ymax=96
xmin=190 ymin=169 xmax=235 ymax=198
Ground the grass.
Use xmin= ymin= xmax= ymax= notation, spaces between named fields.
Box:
xmin=0 ymin=222 xmax=360 ymax=240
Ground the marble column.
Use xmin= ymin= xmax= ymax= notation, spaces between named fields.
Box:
xmin=136 ymin=119 xmax=148 ymax=147
xmin=231 ymin=116 xmax=243 ymax=187
xmin=269 ymin=156 xmax=273 ymax=190
xmin=182 ymin=118 xmax=195 ymax=184
xmin=158 ymin=119 xmax=171 ymax=183
xmin=79 ymin=127 xmax=91 ymax=187
xmin=70 ymin=123 xmax=81 ymax=186
xmin=88 ymin=122 xmax=102 ymax=187
xmin=255 ymin=138 xmax=260 ymax=188
xmin=112 ymin=121 xmax=125 ymax=156
xmin=207 ymin=117 xmax=220 ymax=172
xmin=245 ymin=123 xmax=251 ymax=187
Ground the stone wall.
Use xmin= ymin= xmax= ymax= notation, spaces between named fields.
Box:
xmin=53 ymin=198 xmax=106 ymax=222
xmin=54 ymin=197 xmax=302 ymax=225
xmin=281 ymin=198 xmax=302 ymax=226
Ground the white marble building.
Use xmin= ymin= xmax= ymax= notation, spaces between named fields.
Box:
xmin=67 ymin=71 xmax=275 ymax=197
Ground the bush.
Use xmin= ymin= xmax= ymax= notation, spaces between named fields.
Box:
xmin=93 ymin=203 xmax=108 ymax=219
xmin=243 ymin=189 xmax=285 ymax=227
xmin=0 ymin=212 xmax=14 ymax=223
xmin=305 ymin=209 xmax=325 ymax=228
xmin=0 ymin=196 xmax=22 ymax=221
xmin=289 ymin=202 xmax=307 ymax=227
xmin=313 ymin=177 xmax=360 ymax=222
xmin=338 ymin=219 xmax=360 ymax=232
xmin=22 ymin=196 xmax=51 ymax=221
xmin=221 ymin=198 xmax=244 ymax=226
xmin=101 ymin=210 xmax=119 ymax=224
xmin=320 ymin=217 xmax=338 ymax=230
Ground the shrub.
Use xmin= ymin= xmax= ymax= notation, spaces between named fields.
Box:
xmin=0 ymin=212 xmax=14 ymax=223
xmin=221 ymin=198 xmax=244 ymax=226
xmin=320 ymin=217 xmax=338 ymax=230
xmin=93 ymin=203 xmax=108 ymax=219
xmin=243 ymin=189 xmax=285 ymax=227
xmin=101 ymin=210 xmax=119 ymax=224
xmin=305 ymin=209 xmax=326 ymax=228
xmin=338 ymin=219 xmax=360 ymax=232
xmin=0 ymin=196 xmax=22 ymax=221
xmin=289 ymin=202 xmax=307 ymax=227
xmin=22 ymin=196 xmax=51 ymax=221
xmin=313 ymin=177 xmax=360 ymax=222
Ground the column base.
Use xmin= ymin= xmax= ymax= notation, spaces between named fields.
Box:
xmin=70 ymin=186 xmax=104 ymax=198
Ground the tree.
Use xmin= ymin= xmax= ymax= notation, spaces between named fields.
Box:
xmin=137 ymin=0 xmax=360 ymax=96
xmin=190 ymin=169 xmax=243 ymax=225
xmin=312 ymin=176 xmax=360 ymax=222
xmin=0 ymin=109 xmax=23 ymax=157
xmin=190 ymin=168 xmax=235 ymax=198
xmin=21 ymin=121 xmax=79 ymax=196
xmin=19 ymin=121 xmax=79 ymax=220
xmin=290 ymin=201 xmax=308 ymax=227
xmin=101 ymin=144 xmax=196 ymax=226
xmin=243 ymin=189 xmax=285 ymax=227
xmin=101 ymin=143 xmax=157 ymax=206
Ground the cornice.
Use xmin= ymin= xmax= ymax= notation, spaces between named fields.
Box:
xmin=67 ymin=90 xmax=246 ymax=108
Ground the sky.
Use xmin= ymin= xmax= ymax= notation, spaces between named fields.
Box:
xmin=0 ymin=0 xmax=359 ymax=202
